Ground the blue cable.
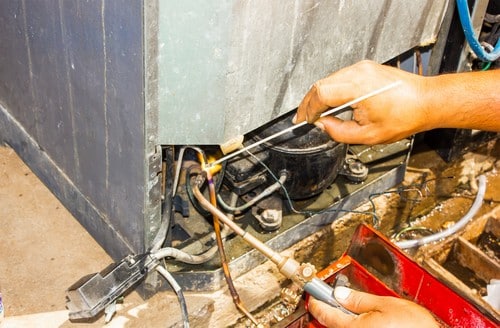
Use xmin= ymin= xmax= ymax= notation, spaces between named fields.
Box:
xmin=456 ymin=0 xmax=500 ymax=62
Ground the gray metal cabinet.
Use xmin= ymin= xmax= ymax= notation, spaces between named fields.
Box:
xmin=0 ymin=0 xmax=448 ymax=260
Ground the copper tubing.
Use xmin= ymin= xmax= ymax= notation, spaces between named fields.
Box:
xmin=192 ymin=173 xmax=284 ymax=266
xmin=205 ymin=171 xmax=259 ymax=325
xmin=193 ymin=172 xmax=350 ymax=316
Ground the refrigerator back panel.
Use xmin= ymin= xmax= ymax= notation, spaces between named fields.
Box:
xmin=154 ymin=0 xmax=449 ymax=144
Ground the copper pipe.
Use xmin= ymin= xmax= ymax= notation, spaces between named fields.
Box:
xmin=205 ymin=171 xmax=259 ymax=325
xmin=192 ymin=173 xmax=284 ymax=265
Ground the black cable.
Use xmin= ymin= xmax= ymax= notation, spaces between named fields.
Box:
xmin=151 ymin=146 xmax=175 ymax=252
xmin=185 ymin=165 xmax=212 ymax=217
xmin=244 ymin=150 xmax=460 ymax=228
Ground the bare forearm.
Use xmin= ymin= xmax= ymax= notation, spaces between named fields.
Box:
xmin=422 ymin=70 xmax=500 ymax=132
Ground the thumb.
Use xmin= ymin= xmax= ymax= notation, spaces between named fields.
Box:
xmin=308 ymin=298 xmax=355 ymax=328
xmin=334 ymin=286 xmax=386 ymax=313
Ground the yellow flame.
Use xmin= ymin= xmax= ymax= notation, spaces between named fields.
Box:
xmin=199 ymin=154 xmax=222 ymax=175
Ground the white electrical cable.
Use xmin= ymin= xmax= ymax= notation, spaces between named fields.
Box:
xmin=396 ymin=175 xmax=486 ymax=249
xmin=153 ymin=246 xmax=219 ymax=265
xmin=156 ymin=265 xmax=190 ymax=328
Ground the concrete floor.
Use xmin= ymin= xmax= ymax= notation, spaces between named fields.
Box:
xmin=0 ymin=146 xmax=125 ymax=326
xmin=1 ymin=139 xmax=499 ymax=327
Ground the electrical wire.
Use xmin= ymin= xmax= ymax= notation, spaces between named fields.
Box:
xmin=168 ymin=142 xmax=475 ymax=321
xmin=155 ymin=147 xmax=233 ymax=264
xmin=217 ymin=173 xmax=287 ymax=214
xmin=243 ymin=150 xmax=302 ymax=214
xmin=192 ymin=173 xmax=283 ymax=264
xmin=393 ymin=226 xmax=434 ymax=241
xmin=154 ymin=246 xmax=219 ymax=265
xmin=174 ymin=148 xmax=259 ymax=325
xmin=456 ymin=0 xmax=500 ymax=62
xmin=193 ymin=170 xmax=356 ymax=317
xmin=481 ymin=61 xmax=492 ymax=71
xmin=153 ymin=191 xmax=236 ymax=265
xmin=156 ymin=265 xmax=189 ymax=328
xmin=396 ymin=175 xmax=486 ymax=249
xmin=366 ymin=187 xmax=423 ymax=227
xmin=243 ymin=149 xmax=378 ymax=222
xmin=244 ymin=148 xmax=465 ymax=232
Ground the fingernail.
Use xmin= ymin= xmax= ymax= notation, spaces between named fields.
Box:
xmin=314 ymin=121 xmax=325 ymax=131
xmin=334 ymin=286 xmax=352 ymax=300
xmin=292 ymin=114 xmax=297 ymax=124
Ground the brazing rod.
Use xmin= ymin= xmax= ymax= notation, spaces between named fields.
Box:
xmin=207 ymin=80 xmax=402 ymax=168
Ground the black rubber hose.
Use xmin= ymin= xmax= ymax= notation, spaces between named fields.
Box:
xmin=151 ymin=146 xmax=175 ymax=252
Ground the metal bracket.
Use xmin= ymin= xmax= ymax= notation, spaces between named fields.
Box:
xmin=147 ymin=145 xmax=163 ymax=204
xmin=339 ymin=156 xmax=369 ymax=183
xmin=66 ymin=253 xmax=157 ymax=320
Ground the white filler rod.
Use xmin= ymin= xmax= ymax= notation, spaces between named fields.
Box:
xmin=208 ymin=80 xmax=402 ymax=168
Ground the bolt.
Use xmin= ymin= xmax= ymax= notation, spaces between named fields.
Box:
xmin=349 ymin=161 xmax=365 ymax=174
xmin=300 ymin=264 xmax=315 ymax=279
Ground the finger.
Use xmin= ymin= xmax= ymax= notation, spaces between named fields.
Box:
xmin=314 ymin=80 xmax=357 ymax=109
xmin=305 ymin=81 xmax=358 ymax=124
xmin=304 ymin=84 xmax=333 ymax=123
xmin=334 ymin=286 xmax=387 ymax=313
xmin=315 ymin=117 xmax=373 ymax=144
xmin=308 ymin=298 xmax=356 ymax=328
xmin=296 ymin=79 xmax=358 ymax=125
xmin=295 ymin=84 xmax=317 ymax=124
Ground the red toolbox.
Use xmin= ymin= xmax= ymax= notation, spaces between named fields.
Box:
xmin=305 ymin=224 xmax=499 ymax=328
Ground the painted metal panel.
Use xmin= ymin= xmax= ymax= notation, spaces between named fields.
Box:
xmin=0 ymin=0 xmax=151 ymax=258
xmin=156 ymin=0 xmax=449 ymax=144
xmin=0 ymin=1 xmax=36 ymax=137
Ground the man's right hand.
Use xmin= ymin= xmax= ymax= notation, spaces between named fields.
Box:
xmin=308 ymin=286 xmax=440 ymax=328
xmin=293 ymin=60 xmax=430 ymax=145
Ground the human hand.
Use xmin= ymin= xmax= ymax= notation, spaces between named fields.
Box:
xmin=308 ymin=286 xmax=439 ymax=328
xmin=294 ymin=60 xmax=431 ymax=145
